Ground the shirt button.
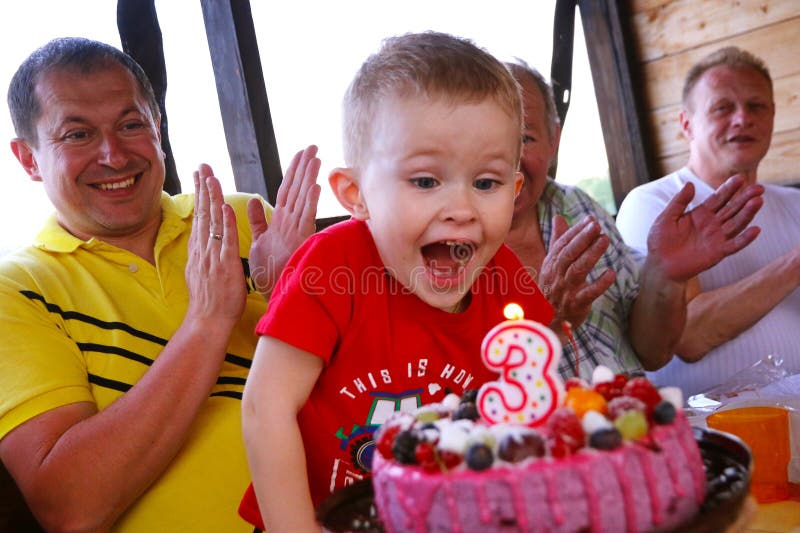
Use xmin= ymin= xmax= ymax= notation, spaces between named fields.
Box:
xmin=129 ymin=264 xmax=139 ymax=273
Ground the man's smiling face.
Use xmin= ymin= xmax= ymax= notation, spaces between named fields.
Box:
xmin=21 ymin=63 xmax=165 ymax=241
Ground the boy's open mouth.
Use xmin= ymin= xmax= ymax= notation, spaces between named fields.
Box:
xmin=421 ymin=240 xmax=475 ymax=276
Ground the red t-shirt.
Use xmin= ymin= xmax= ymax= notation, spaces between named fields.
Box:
xmin=239 ymin=219 xmax=553 ymax=527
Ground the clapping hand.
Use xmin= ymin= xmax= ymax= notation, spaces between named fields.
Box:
xmin=540 ymin=215 xmax=616 ymax=329
xmin=186 ymin=164 xmax=247 ymax=324
xmin=247 ymin=145 xmax=322 ymax=296
xmin=646 ymin=175 xmax=764 ymax=282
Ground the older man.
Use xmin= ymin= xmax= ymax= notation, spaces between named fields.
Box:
xmin=505 ymin=60 xmax=765 ymax=381
xmin=0 ymin=37 xmax=319 ymax=531
xmin=617 ymin=46 xmax=800 ymax=397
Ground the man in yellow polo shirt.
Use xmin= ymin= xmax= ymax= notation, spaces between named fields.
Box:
xmin=0 ymin=37 xmax=320 ymax=531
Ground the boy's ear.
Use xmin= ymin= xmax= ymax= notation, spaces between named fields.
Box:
xmin=10 ymin=139 xmax=43 ymax=182
xmin=329 ymin=167 xmax=369 ymax=220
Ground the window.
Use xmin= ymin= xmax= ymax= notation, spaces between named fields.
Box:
xmin=0 ymin=0 xmax=611 ymax=252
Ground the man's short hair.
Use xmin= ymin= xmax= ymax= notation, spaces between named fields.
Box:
xmin=505 ymin=60 xmax=560 ymax=143
xmin=8 ymin=37 xmax=161 ymax=146
xmin=342 ymin=31 xmax=522 ymax=169
xmin=681 ymin=46 xmax=772 ymax=110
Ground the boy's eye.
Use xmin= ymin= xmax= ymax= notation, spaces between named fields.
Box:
xmin=411 ymin=177 xmax=437 ymax=189
xmin=474 ymin=178 xmax=498 ymax=191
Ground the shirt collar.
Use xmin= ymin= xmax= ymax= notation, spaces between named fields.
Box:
xmin=32 ymin=192 xmax=194 ymax=254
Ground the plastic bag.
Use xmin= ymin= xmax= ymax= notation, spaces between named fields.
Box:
xmin=686 ymin=355 xmax=800 ymax=483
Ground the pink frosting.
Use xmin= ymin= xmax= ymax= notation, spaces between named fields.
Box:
xmin=372 ymin=414 xmax=705 ymax=533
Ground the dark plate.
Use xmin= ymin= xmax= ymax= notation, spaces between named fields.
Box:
xmin=316 ymin=426 xmax=752 ymax=533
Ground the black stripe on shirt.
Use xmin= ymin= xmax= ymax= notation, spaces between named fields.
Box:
xmin=21 ymin=290 xmax=168 ymax=345
xmin=210 ymin=390 xmax=243 ymax=400
xmin=88 ymin=374 xmax=246 ymax=399
xmin=78 ymin=342 xmax=155 ymax=366
xmin=21 ymin=290 xmax=252 ymax=370
xmin=88 ymin=373 xmax=132 ymax=393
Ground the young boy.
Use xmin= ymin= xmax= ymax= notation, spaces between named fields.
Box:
xmin=239 ymin=31 xmax=555 ymax=531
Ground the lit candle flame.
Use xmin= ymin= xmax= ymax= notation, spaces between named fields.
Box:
xmin=503 ymin=303 xmax=524 ymax=320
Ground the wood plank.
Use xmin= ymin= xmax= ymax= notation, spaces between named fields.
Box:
xmin=628 ymin=0 xmax=674 ymax=15
xmin=117 ymin=0 xmax=182 ymax=194
xmin=579 ymin=0 xmax=656 ymax=206
xmin=630 ymin=0 xmax=800 ymax=62
xmin=200 ymin=0 xmax=283 ymax=203
xmin=640 ymin=18 xmax=800 ymax=111
xmin=649 ymin=72 xmax=800 ymax=158
xmin=656 ymin=127 xmax=800 ymax=185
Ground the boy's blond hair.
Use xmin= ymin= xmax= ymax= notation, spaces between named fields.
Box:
xmin=343 ymin=31 xmax=523 ymax=169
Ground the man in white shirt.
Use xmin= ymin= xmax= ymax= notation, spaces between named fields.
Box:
xmin=616 ymin=46 xmax=800 ymax=397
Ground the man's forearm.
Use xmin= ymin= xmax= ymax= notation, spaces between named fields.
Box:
xmin=1 ymin=316 xmax=236 ymax=531
xmin=628 ymin=259 xmax=687 ymax=371
xmin=677 ymin=255 xmax=800 ymax=361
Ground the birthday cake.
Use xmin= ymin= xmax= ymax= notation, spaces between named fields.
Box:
xmin=370 ymin=314 xmax=706 ymax=532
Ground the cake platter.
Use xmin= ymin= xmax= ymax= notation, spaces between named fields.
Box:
xmin=316 ymin=426 xmax=752 ymax=533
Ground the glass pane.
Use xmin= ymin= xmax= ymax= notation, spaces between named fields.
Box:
xmin=155 ymin=0 xmax=235 ymax=193
xmin=0 ymin=0 xmax=613 ymax=253
xmin=558 ymin=10 xmax=614 ymax=214
xmin=251 ymin=0 xmax=610 ymax=217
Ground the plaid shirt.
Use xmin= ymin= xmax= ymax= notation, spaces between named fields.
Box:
xmin=536 ymin=179 xmax=645 ymax=380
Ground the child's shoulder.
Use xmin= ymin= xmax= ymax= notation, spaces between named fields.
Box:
xmin=292 ymin=218 xmax=376 ymax=265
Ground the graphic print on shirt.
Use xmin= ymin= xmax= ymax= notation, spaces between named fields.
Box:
xmin=336 ymin=388 xmax=423 ymax=479
xmin=329 ymin=358 xmax=480 ymax=492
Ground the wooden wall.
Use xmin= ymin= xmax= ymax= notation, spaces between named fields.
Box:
xmin=625 ymin=0 xmax=800 ymax=185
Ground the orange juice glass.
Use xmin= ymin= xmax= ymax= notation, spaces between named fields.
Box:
xmin=706 ymin=406 xmax=790 ymax=503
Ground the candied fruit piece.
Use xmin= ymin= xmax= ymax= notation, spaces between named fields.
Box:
xmin=658 ymin=386 xmax=683 ymax=410
xmin=452 ymin=401 xmax=480 ymax=421
xmin=547 ymin=408 xmax=585 ymax=454
xmin=461 ymin=389 xmax=479 ymax=404
xmin=392 ymin=429 xmax=419 ymax=464
xmin=415 ymin=441 xmax=439 ymax=472
xmin=376 ymin=424 xmax=402 ymax=458
xmin=591 ymin=365 xmax=615 ymax=385
xmin=581 ymin=409 xmax=612 ymax=435
xmin=607 ymin=395 xmax=646 ymax=420
xmin=614 ymin=410 xmax=648 ymax=440
xmin=438 ymin=449 xmax=463 ymax=470
xmin=465 ymin=443 xmax=494 ymax=471
xmin=564 ymin=377 xmax=588 ymax=391
xmin=441 ymin=393 xmax=461 ymax=411
xmin=548 ymin=436 xmax=576 ymax=458
xmin=565 ymin=387 xmax=608 ymax=417
xmin=589 ymin=427 xmax=623 ymax=450
xmin=498 ymin=431 xmax=546 ymax=463
xmin=622 ymin=377 xmax=662 ymax=415
xmin=593 ymin=381 xmax=623 ymax=401
xmin=652 ymin=401 xmax=677 ymax=425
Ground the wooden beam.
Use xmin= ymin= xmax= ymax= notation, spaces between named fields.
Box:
xmin=117 ymin=0 xmax=182 ymax=194
xmin=551 ymin=0 xmax=578 ymax=128
xmin=578 ymin=0 xmax=655 ymax=207
xmin=200 ymin=0 xmax=282 ymax=204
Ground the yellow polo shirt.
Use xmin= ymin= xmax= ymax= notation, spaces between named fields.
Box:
xmin=0 ymin=192 xmax=269 ymax=532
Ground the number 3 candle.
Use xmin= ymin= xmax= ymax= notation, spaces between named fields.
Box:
xmin=477 ymin=303 xmax=564 ymax=427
